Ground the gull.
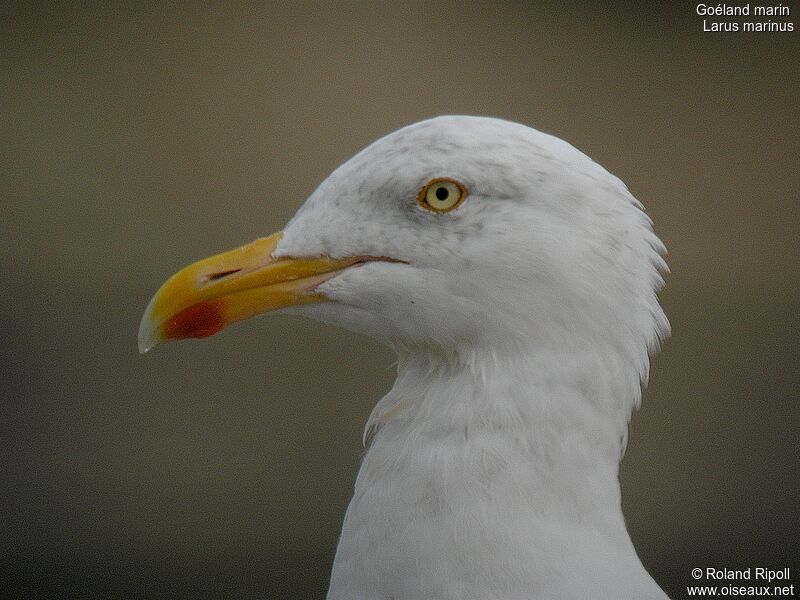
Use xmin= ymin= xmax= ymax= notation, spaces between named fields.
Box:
xmin=139 ymin=116 xmax=670 ymax=599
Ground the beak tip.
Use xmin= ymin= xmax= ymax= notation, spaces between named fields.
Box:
xmin=137 ymin=310 xmax=159 ymax=354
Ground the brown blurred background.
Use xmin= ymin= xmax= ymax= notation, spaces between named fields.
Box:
xmin=2 ymin=2 xmax=798 ymax=598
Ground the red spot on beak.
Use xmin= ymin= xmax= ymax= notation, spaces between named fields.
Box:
xmin=162 ymin=301 xmax=226 ymax=340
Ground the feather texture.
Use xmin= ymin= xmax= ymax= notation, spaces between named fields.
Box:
xmin=272 ymin=116 xmax=669 ymax=599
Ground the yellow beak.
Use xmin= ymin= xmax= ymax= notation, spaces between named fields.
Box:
xmin=137 ymin=231 xmax=364 ymax=353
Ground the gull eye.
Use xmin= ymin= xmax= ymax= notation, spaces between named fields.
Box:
xmin=417 ymin=178 xmax=468 ymax=213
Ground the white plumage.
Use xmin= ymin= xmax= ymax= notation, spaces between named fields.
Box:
xmin=275 ymin=117 xmax=670 ymax=599
xmin=143 ymin=116 xmax=670 ymax=599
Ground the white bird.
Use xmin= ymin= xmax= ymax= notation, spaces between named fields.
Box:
xmin=139 ymin=116 xmax=670 ymax=599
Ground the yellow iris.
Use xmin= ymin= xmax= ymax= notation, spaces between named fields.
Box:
xmin=418 ymin=178 xmax=467 ymax=212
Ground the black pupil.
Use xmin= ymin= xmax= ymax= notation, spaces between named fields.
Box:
xmin=435 ymin=186 xmax=449 ymax=201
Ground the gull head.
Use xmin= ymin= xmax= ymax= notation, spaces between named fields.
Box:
xmin=139 ymin=116 xmax=668 ymax=371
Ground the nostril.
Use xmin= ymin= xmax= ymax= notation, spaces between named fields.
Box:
xmin=205 ymin=269 xmax=241 ymax=282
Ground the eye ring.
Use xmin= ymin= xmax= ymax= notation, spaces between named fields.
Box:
xmin=416 ymin=178 xmax=468 ymax=213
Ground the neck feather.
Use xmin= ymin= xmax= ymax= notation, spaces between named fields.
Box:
xmin=361 ymin=343 xmax=645 ymax=532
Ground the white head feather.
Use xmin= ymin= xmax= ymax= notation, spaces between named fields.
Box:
xmin=276 ymin=115 xmax=668 ymax=427
xmin=272 ymin=116 xmax=670 ymax=599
